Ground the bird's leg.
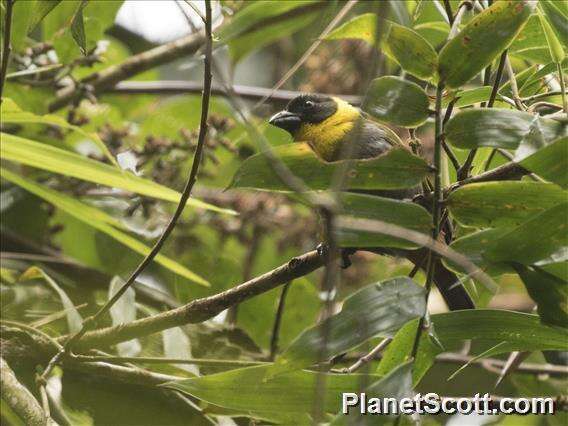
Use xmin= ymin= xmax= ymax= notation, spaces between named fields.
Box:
xmin=315 ymin=243 xmax=354 ymax=269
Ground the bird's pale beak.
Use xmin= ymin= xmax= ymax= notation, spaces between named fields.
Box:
xmin=268 ymin=110 xmax=301 ymax=135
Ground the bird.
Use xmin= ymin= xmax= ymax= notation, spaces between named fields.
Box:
xmin=269 ymin=93 xmax=475 ymax=311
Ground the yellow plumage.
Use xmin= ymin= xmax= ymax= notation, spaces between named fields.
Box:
xmin=294 ymin=97 xmax=360 ymax=161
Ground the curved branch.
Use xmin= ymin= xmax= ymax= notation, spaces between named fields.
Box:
xmin=58 ymin=250 xmax=324 ymax=350
xmin=0 ymin=358 xmax=47 ymax=426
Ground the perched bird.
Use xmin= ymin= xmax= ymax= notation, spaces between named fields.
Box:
xmin=269 ymin=94 xmax=475 ymax=311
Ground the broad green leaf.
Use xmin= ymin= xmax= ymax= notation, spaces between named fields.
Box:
xmin=445 ymin=109 xmax=567 ymax=150
xmin=337 ymin=193 xmax=432 ymax=249
xmin=272 ymin=278 xmax=425 ymax=375
xmin=164 ymin=364 xmax=380 ymax=419
xmin=362 ymin=76 xmax=430 ymax=127
xmin=19 ymin=266 xmax=83 ymax=333
xmin=1 ymin=168 xmax=209 ymax=286
xmin=509 ymin=15 xmax=549 ymax=61
xmin=377 ymin=310 xmax=568 ymax=384
xmin=0 ymin=133 xmax=233 ymax=215
xmin=28 ymin=0 xmax=64 ymax=33
xmin=540 ymin=0 xmax=568 ymax=48
xmin=414 ymin=21 xmax=450 ymax=47
xmin=218 ymin=0 xmax=320 ymax=42
xmin=537 ymin=9 xmax=565 ymax=64
xmin=10 ymin=0 xmax=36 ymax=50
xmin=109 ymin=277 xmax=141 ymax=357
xmin=1 ymin=98 xmax=117 ymax=165
xmin=327 ymin=14 xmax=438 ymax=80
xmin=444 ymin=86 xmax=492 ymax=108
xmin=446 ymin=182 xmax=567 ymax=228
xmin=446 ymin=228 xmax=512 ymax=276
xmin=519 ymin=137 xmax=568 ymax=188
xmin=229 ymin=10 xmax=318 ymax=63
xmin=228 ymin=143 xmax=431 ymax=191
xmin=484 ymin=203 xmax=568 ymax=265
xmin=331 ymin=363 xmax=413 ymax=424
xmin=70 ymin=1 xmax=87 ymax=55
xmin=438 ymin=0 xmax=536 ymax=89
xmin=513 ymin=264 xmax=568 ymax=328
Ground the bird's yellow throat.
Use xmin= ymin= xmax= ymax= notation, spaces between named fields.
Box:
xmin=294 ymin=97 xmax=360 ymax=161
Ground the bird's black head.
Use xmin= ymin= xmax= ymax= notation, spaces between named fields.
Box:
xmin=269 ymin=94 xmax=338 ymax=135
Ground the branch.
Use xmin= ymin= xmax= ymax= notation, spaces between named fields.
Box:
xmin=57 ymin=250 xmax=324 ymax=350
xmin=109 ymin=81 xmax=362 ymax=106
xmin=47 ymin=31 xmax=206 ymax=112
xmin=0 ymin=358 xmax=48 ymax=426
xmin=449 ymin=160 xmax=530 ymax=190
xmin=0 ymin=0 xmax=14 ymax=103
xmin=62 ymin=0 xmax=213 ymax=354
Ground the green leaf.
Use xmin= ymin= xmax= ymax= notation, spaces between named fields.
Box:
xmin=446 ymin=182 xmax=567 ymax=228
xmin=484 ymin=202 xmax=568 ymax=265
xmin=540 ymin=0 xmax=568 ymax=48
xmin=326 ymin=14 xmax=438 ymax=81
xmin=70 ymin=0 xmax=87 ymax=55
xmin=1 ymin=98 xmax=117 ymax=165
xmin=445 ymin=109 xmax=568 ymax=150
xmin=0 ymin=133 xmax=233 ymax=215
xmin=446 ymin=228 xmax=512 ymax=276
xmin=519 ymin=137 xmax=568 ymax=188
xmin=377 ymin=310 xmax=568 ymax=384
xmin=109 ymin=277 xmax=141 ymax=356
xmin=19 ymin=266 xmax=83 ymax=333
xmin=229 ymin=143 xmax=431 ymax=191
xmin=513 ymin=264 xmax=568 ymax=328
xmin=1 ymin=168 xmax=210 ymax=286
xmin=272 ymin=277 xmax=425 ymax=375
xmin=331 ymin=363 xmax=413 ymax=424
xmin=537 ymin=8 xmax=565 ymax=64
xmin=163 ymin=364 xmax=380 ymax=420
xmin=414 ymin=21 xmax=450 ymax=47
xmin=337 ymin=193 xmax=432 ymax=249
xmin=446 ymin=86 xmax=492 ymax=108
xmin=28 ymin=0 xmax=64 ymax=33
xmin=362 ymin=76 xmax=430 ymax=127
xmin=438 ymin=0 xmax=536 ymax=89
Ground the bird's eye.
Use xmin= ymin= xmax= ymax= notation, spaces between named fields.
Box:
xmin=305 ymin=100 xmax=315 ymax=108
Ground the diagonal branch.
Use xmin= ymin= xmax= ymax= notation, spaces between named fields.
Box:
xmin=57 ymin=250 xmax=324 ymax=350
xmin=54 ymin=1 xmax=214 ymax=360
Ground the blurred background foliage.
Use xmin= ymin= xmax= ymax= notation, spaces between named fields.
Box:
xmin=0 ymin=1 xmax=567 ymax=425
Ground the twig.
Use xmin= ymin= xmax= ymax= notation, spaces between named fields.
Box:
xmin=0 ymin=0 xmax=14 ymax=103
xmin=269 ymin=281 xmax=291 ymax=361
xmin=521 ymin=90 xmax=564 ymax=103
xmin=71 ymin=355 xmax=266 ymax=367
xmin=39 ymin=1 xmax=214 ymax=379
xmin=48 ymin=31 xmax=206 ymax=112
xmin=341 ymin=338 xmax=392 ymax=373
xmin=447 ymin=2 xmax=471 ymax=40
xmin=56 ymin=250 xmax=324 ymax=350
xmin=0 ymin=358 xmax=48 ymax=426
xmin=110 ymin=80 xmax=361 ymax=105
xmin=505 ymin=55 xmax=525 ymax=110
xmin=443 ymin=0 xmax=454 ymax=25
xmin=252 ymin=0 xmax=359 ymax=110
xmin=227 ymin=224 xmax=263 ymax=325
xmin=410 ymin=83 xmax=445 ymax=361
xmin=450 ymin=160 xmax=529 ymax=189
xmin=495 ymin=148 xmax=544 ymax=182
xmin=458 ymin=50 xmax=508 ymax=180
xmin=557 ymin=63 xmax=567 ymax=114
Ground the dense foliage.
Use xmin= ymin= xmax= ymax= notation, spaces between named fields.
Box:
xmin=0 ymin=1 xmax=567 ymax=425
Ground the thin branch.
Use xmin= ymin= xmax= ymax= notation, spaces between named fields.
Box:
xmin=110 ymin=80 xmax=361 ymax=105
xmin=71 ymin=355 xmax=266 ymax=367
xmin=0 ymin=0 xmax=14 ymax=103
xmin=522 ymin=90 xmax=564 ymax=103
xmin=505 ymin=55 xmax=525 ymax=110
xmin=48 ymin=31 xmax=206 ymax=112
xmin=269 ymin=281 xmax=291 ymax=361
xmin=410 ymin=83 xmax=445 ymax=360
xmin=450 ymin=160 xmax=530 ymax=189
xmin=252 ymin=0 xmax=359 ymax=110
xmin=557 ymin=63 xmax=567 ymax=114
xmin=443 ymin=0 xmax=454 ymax=25
xmin=458 ymin=50 xmax=508 ymax=180
xmin=43 ymin=1 xmax=214 ymax=372
xmin=341 ymin=338 xmax=392 ymax=374
xmin=0 ymin=358 xmax=48 ymax=426
xmin=57 ymin=250 xmax=324 ymax=350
